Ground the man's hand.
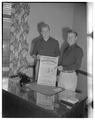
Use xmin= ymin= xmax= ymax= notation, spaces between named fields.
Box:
xmin=37 ymin=55 xmax=40 ymax=60
xmin=57 ymin=66 xmax=63 ymax=71
xmin=32 ymin=54 xmax=40 ymax=62
xmin=32 ymin=55 xmax=37 ymax=60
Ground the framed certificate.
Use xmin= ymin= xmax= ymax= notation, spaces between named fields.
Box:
xmin=37 ymin=55 xmax=58 ymax=86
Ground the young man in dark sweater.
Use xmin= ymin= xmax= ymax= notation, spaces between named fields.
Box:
xmin=58 ymin=30 xmax=83 ymax=92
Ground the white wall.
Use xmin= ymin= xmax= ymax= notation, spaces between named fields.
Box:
xmin=28 ymin=3 xmax=74 ymax=50
xmin=73 ymin=3 xmax=87 ymax=71
xmin=27 ymin=3 xmax=87 ymax=95
xmin=72 ymin=3 xmax=87 ymax=95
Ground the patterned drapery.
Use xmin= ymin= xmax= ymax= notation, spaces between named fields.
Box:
xmin=8 ymin=3 xmax=35 ymax=95
xmin=9 ymin=3 xmax=33 ymax=76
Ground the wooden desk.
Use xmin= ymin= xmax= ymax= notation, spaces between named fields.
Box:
xmin=3 ymin=81 xmax=87 ymax=118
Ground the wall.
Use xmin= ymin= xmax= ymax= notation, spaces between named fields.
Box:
xmin=73 ymin=3 xmax=87 ymax=71
xmin=72 ymin=3 xmax=87 ymax=95
xmin=28 ymin=3 xmax=74 ymax=50
xmin=27 ymin=3 xmax=87 ymax=95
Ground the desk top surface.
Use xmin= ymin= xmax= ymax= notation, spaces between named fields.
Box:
xmin=8 ymin=78 xmax=87 ymax=117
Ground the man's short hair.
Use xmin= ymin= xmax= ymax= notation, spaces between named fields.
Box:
xmin=37 ymin=22 xmax=45 ymax=33
xmin=68 ymin=30 xmax=78 ymax=37
xmin=40 ymin=23 xmax=50 ymax=32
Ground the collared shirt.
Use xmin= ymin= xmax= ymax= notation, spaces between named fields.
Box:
xmin=31 ymin=37 xmax=60 ymax=57
xmin=59 ymin=42 xmax=83 ymax=70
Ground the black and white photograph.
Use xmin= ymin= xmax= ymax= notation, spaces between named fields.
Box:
xmin=2 ymin=1 xmax=93 ymax=118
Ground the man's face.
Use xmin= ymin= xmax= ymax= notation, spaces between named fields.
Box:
xmin=67 ymin=32 xmax=77 ymax=46
xmin=41 ymin=26 xmax=50 ymax=41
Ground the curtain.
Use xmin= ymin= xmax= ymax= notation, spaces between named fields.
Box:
xmin=9 ymin=3 xmax=32 ymax=76
xmin=8 ymin=3 xmax=34 ymax=95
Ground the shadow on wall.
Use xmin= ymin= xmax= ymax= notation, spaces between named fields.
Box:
xmin=62 ymin=27 xmax=71 ymax=41
xmin=60 ymin=27 xmax=71 ymax=53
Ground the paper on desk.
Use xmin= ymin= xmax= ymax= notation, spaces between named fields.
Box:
xmin=26 ymin=83 xmax=63 ymax=96
xmin=37 ymin=56 xmax=58 ymax=86
xmin=59 ymin=90 xmax=79 ymax=104
xmin=53 ymin=87 xmax=62 ymax=92
xmin=67 ymin=97 xmax=79 ymax=104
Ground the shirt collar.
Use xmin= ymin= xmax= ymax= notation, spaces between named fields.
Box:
xmin=42 ymin=37 xmax=50 ymax=42
xmin=69 ymin=43 xmax=77 ymax=48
